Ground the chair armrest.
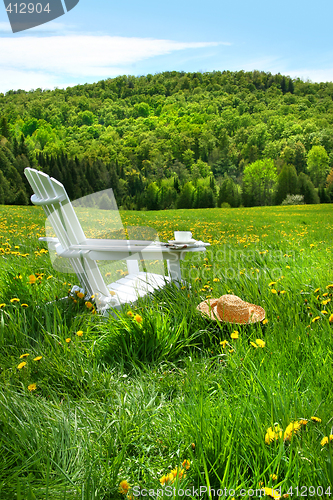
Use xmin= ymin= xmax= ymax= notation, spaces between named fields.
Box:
xmin=31 ymin=193 xmax=67 ymax=206
xmin=39 ymin=237 xmax=59 ymax=242
xmin=70 ymin=239 xmax=163 ymax=252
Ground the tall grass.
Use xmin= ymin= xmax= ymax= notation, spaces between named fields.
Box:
xmin=0 ymin=203 xmax=332 ymax=499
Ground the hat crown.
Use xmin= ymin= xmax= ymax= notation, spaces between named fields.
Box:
xmin=217 ymin=294 xmax=250 ymax=322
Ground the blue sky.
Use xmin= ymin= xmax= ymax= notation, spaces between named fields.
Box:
xmin=0 ymin=0 xmax=333 ymax=93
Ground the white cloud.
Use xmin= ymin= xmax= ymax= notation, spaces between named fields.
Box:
xmin=0 ymin=21 xmax=12 ymax=32
xmin=24 ymin=21 xmax=74 ymax=33
xmin=222 ymin=54 xmax=333 ymax=83
xmin=0 ymin=20 xmax=72 ymax=34
xmin=0 ymin=35 xmax=223 ymax=92
xmin=288 ymin=68 xmax=333 ymax=83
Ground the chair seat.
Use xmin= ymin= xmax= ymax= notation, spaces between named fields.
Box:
xmin=107 ymin=272 xmax=171 ymax=305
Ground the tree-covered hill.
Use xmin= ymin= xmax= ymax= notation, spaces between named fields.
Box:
xmin=1 ymin=70 xmax=333 ymax=208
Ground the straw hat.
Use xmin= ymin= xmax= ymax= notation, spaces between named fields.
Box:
xmin=197 ymin=294 xmax=265 ymax=324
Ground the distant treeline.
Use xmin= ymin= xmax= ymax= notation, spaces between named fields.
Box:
xmin=1 ymin=70 xmax=333 ymax=208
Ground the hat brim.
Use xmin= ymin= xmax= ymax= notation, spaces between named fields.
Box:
xmin=197 ymin=298 xmax=265 ymax=324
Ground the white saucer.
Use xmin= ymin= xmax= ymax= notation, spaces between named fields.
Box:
xmin=168 ymin=239 xmax=196 ymax=245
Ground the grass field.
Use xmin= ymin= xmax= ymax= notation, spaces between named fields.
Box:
xmin=0 ymin=203 xmax=333 ymax=500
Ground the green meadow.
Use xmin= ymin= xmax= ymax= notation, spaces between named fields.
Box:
xmin=0 ymin=203 xmax=333 ymax=500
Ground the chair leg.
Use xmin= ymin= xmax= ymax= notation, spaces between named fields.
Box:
xmin=126 ymin=259 xmax=140 ymax=275
xmin=167 ymin=259 xmax=182 ymax=284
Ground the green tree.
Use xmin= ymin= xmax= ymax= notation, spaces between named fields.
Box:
xmin=275 ymin=164 xmax=298 ymax=205
xmin=145 ymin=182 xmax=160 ymax=210
xmin=196 ymin=159 xmax=212 ymax=177
xmin=306 ymin=145 xmax=329 ymax=187
xmin=182 ymin=149 xmax=194 ymax=169
xmin=242 ymin=159 xmax=277 ymax=206
xmin=0 ymin=117 xmax=10 ymax=139
xmin=293 ymin=141 xmax=307 ymax=174
xmin=297 ymin=173 xmax=319 ymax=204
xmin=22 ymin=118 xmax=38 ymax=137
xmin=14 ymin=188 xmax=28 ymax=205
xmin=0 ymin=170 xmax=11 ymax=204
xmin=218 ymin=176 xmax=240 ymax=207
xmin=177 ymin=182 xmax=194 ymax=209
xmin=193 ymin=185 xmax=216 ymax=208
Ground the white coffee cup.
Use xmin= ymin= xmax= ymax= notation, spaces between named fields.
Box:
xmin=174 ymin=231 xmax=192 ymax=242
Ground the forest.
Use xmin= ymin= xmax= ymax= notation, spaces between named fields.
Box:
xmin=1 ymin=69 xmax=333 ymax=209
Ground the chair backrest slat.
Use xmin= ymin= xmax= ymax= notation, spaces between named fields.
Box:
xmin=25 ymin=168 xmax=72 ymax=249
xmin=25 ymin=168 xmax=111 ymax=304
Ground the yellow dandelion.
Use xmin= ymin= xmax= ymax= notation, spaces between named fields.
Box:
xmin=0 ymin=303 xmax=5 ymax=308
xmin=178 ymin=468 xmax=186 ymax=479
xmin=77 ymin=292 xmax=85 ymax=299
xmin=314 ymin=288 xmax=320 ymax=293
xmin=220 ymin=340 xmax=227 ymax=348
xmin=321 ymin=436 xmax=329 ymax=446
xmin=28 ymin=383 xmax=37 ymax=391
xmin=134 ymin=314 xmax=142 ymax=323
xmin=269 ymin=282 xmax=277 ymax=286
xmin=284 ymin=421 xmax=302 ymax=441
xmin=250 ymin=341 xmax=258 ymax=348
xmin=166 ymin=472 xmax=175 ymax=483
xmin=127 ymin=311 xmax=133 ymax=317
xmin=270 ymin=474 xmax=278 ymax=481
xmin=28 ymin=275 xmax=37 ymax=284
xmin=271 ymin=289 xmax=277 ymax=294
xmin=262 ymin=318 xmax=268 ymax=324
xmin=322 ymin=299 xmax=331 ymax=305
xmin=19 ymin=353 xmax=29 ymax=359
xmin=160 ymin=475 xmax=168 ymax=485
xmin=265 ymin=424 xmax=283 ymax=444
xmin=329 ymin=314 xmax=333 ymax=323
xmin=321 ymin=310 xmax=328 ymax=314
xmin=47 ymin=275 xmax=53 ymax=279
xmin=326 ymin=284 xmax=333 ymax=289
xmin=182 ymin=459 xmax=190 ymax=470
xmin=10 ymin=298 xmax=20 ymax=303
xmin=65 ymin=338 xmax=71 ymax=343
xmin=286 ymin=265 xmax=290 ymax=269
xmin=118 ymin=480 xmax=130 ymax=494
xmin=311 ymin=416 xmax=321 ymax=423
xmin=17 ymin=361 xmax=27 ymax=369
xmin=33 ymin=356 xmax=42 ymax=361
xmin=323 ymin=292 xmax=329 ymax=297
xmin=299 ymin=419 xmax=308 ymax=426
xmin=76 ymin=330 xmax=83 ymax=337
xmin=263 ymin=487 xmax=281 ymax=499
xmin=231 ymin=330 xmax=239 ymax=339
xmin=85 ymin=301 xmax=93 ymax=309
xmin=256 ymin=339 xmax=265 ymax=348
xmin=21 ymin=303 xmax=28 ymax=308
xmin=109 ymin=290 xmax=116 ymax=296
xmin=312 ymin=316 xmax=320 ymax=323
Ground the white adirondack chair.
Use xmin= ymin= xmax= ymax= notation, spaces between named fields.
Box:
xmin=24 ymin=168 xmax=209 ymax=314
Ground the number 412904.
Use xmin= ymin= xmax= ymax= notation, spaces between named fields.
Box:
xmin=6 ymin=3 xmax=51 ymax=14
